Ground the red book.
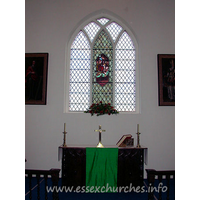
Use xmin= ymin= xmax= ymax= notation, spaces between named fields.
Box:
xmin=116 ymin=134 xmax=132 ymax=147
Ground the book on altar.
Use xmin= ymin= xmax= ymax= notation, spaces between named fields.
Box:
xmin=116 ymin=134 xmax=133 ymax=147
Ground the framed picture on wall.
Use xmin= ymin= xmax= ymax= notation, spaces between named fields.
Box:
xmin=25 ymin=53 xmax=48 ymax=105
xmin=158 ymin=54 xmax=175 ymax=106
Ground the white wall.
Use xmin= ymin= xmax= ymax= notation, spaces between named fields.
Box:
xmin=25 ymin=0 xmax=175 ymax=173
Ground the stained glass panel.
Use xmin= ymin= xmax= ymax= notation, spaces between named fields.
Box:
xmin=69 ymin=31 xmax=91 ymax=111
xmin=92 ymin=30 xmax=113 ymax=104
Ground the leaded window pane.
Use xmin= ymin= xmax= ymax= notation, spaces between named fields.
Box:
xmin=92 ymin=30 xmax=113 ymax=104
xmin=84 ymin=22 xmax=100 ymax=42
xmin=71 ymin=31 xmax=90 ymax=49
xmin=106 ymin=22 xmax=123 ymax=42
xmin=69 ymin=18 xmax=137 ymax=112
xmin=70 ymin=59 xmax=90 ymax=70
xmin=115 ymin=60 xmax=135 ymax=70
xmin=97 ymin=18 xmax=110 ymax=25
xmin=115 ymin=31 xmax=135 ymax=50
xmin=115 ymin=31 xmax=136 ymax=111
xmin=69 ymin=31 xmax=91 ymax=111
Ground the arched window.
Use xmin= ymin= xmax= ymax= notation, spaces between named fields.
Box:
xmin=67 ymin=15 xmax=139 ymax=113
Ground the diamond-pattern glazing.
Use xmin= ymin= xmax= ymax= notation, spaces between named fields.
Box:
xmin=97 ymin=18 xmax=109 ymax=25
xmin=69 ymin=31 xmax=91 ymax=111
xmin=106 ymin=22 xmax=123 ymax=42
xmin=84 ymin=22 xmax=100 ymax=42
xmin=92 ymin=83 xmax=113 ymax=104
xmin=71 ymin=31 xmax=90 ymax=49
xmin=115 ymin=31 xmax=136 ymax=111
xmin=69 ymin=19 xmax=137 ymax=112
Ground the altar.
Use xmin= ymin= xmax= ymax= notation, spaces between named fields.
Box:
xmin=58 ymin=145 xmax=148 ymax=189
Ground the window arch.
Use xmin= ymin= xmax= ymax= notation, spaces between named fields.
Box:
xmin=67 ymin=14 xmax=139 ymax=113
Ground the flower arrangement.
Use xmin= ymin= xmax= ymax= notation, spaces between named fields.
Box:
xmin=84 ymin=101 xmax=119 ymax=116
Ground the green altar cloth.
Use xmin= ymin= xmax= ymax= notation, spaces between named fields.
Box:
xmin=86 ymin=148 xmax=118 ymax=193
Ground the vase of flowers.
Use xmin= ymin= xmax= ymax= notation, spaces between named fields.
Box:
xmin=84 ymin=101 xmax=119 ymax=116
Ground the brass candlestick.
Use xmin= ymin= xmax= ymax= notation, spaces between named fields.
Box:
xmin=136 ymin=132 xmax=141 ymax=148
xmin=63 ymin=131 xmax=67 ymax=147
xmin=63 ymin=123 xmax=67 ymax=147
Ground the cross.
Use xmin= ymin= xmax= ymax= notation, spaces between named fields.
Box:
xmin=94 ymin=125 xmax=106 ymax=147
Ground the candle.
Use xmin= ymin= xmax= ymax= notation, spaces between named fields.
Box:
xmin=137 ymin=124 xmax=139 ymax=133
xmin=64 ymin=123 xmax=66 ymax=132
